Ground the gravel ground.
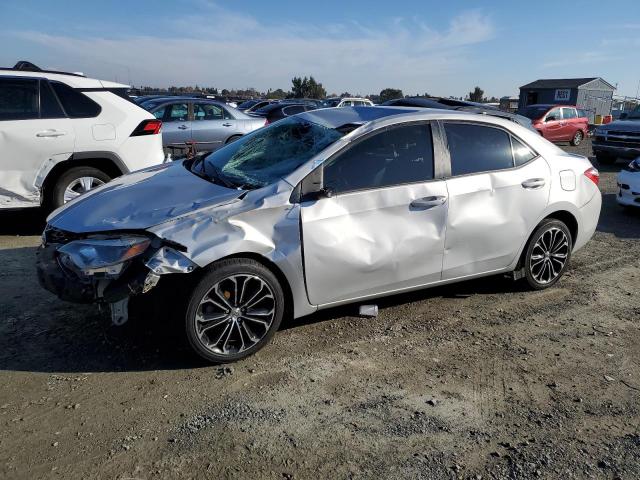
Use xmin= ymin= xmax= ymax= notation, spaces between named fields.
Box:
xmin=0 ymin=139 xmax=639 ymax=479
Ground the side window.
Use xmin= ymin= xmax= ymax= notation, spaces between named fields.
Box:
xmin=39 ymin=81 xmax=65 ymax=118
xmin=194 ymin=103 xmax=224 ymax=121
xmin=546 ymin=108 xmax=562 ymax=121
xmin=0 ymin=78 xmax=38 ymax=120
xmin=282 ymin=105 xmax=304 ymax=116
xmin=444 ymin=123 xmax=514 ymax=176
xmin=562 ymin=108 xmax=577 ymax=119
xmin=166 ymin=103 xmax=188 ymax=122
xmin=151 ymin=105 xmax=166 ymax=120
xmin=50 ymin=81 xmax=101 ymax=118
xmin=511 ymin=137 xmax=536 ymax=166
xmin=324 ymin=123 xmax=434 ymax=193
xmin=577 ymin=109 xmax=588 ymax=118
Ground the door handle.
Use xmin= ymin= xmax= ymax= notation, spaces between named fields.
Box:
xmin=522 ymin=178 xmax=546 ymax=189
xmin=36 ymin=130 xmax=66 ymax=138
xmin=410 ymin=195 xmax=447 ymax=209
xmin=222 ymin=123 xmax=233 ymax=127
xmin=178 ymin=125 xmax=188 ymax=130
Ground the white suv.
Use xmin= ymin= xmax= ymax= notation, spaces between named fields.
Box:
xmin=321 ymin=97 xmax=374 ymax=108
xmin=0 ymin=61 xmax=164 ymax=210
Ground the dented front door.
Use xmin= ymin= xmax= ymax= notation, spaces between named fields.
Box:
xmin=301 ymin=181 xmax=449 ymax=306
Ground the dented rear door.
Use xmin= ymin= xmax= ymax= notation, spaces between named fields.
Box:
xmin=441 ymin=122 xmax=550 ymax=279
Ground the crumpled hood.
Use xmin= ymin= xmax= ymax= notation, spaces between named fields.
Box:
xmin=598 ymin=119 xmax=640 ymax=132
xmin=48 ymin=161 xmax=243 ymax=233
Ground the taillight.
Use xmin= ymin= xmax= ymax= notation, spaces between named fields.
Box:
xmin=131 ymin=119 xmax=162 ymax=136
xmin=584 ymin=167 xmax=599 ymax=186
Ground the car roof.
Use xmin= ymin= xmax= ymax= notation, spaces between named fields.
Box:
xmin=299 ymin=106 xmax=423 ymax=128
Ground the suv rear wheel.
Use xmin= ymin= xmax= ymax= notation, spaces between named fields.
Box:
xmin=50 ymin=166 xmax=111 ymax=209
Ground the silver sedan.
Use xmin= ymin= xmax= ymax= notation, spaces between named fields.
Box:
xmin=142 ymin=98 xmax=266 ymax=153
xmin=37 ymin=107 xmax=602 ymax=363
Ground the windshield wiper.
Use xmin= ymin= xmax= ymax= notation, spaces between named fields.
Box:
xmin=209 ymin=164 xmax=238 ymax=189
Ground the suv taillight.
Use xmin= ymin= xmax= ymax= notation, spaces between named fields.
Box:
xmin=131 ymin=119 xmax=162 ymax=136
xmin=584 ymin=167 xmax=599 ymax=186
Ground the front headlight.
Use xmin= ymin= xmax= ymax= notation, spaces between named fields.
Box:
xmin=628 ymin=158 xmax=640 ymax=172
xmin=58 ymin=236 xmax=151 ymax=271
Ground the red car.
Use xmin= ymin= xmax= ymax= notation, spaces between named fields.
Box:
xmin=520 ymin=104 xmax=589 ymax=146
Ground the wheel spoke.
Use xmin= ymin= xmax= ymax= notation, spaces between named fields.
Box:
xmin=80 ymin=177 xmax=93 ymax=192
xmin=194 ymin=273 xmax=276 ymax=356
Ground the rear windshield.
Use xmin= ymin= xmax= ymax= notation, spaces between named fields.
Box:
xmin=521 ymin=106 xmax=550 ymax=120
xmin=195 ymin=116 xmax=344 ymax=188
xmin=627 ymin=106 xmax=640 ymax=120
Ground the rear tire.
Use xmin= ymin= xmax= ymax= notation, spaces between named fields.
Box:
xmin=225 ymin=134 xmax=242 ymax=144
xmin=522 ymin=219 xmax=573 ymax=290
xmin=570 ymin=130 xmax=584 ymax=146
xmin=50 ymin=166 xmax=111 ymax=210
xmin=184 ymin=258 xmax=285 ymax=363
xmin=595 ymin=152 xmax=616 ymax=165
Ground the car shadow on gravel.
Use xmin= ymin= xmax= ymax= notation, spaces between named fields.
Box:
xmin=282 ymin=274 xmax=520 ymax=330
xmin=597 ymin=193 xmax=640 ymax=239
xmin=0 ymin=208 xmax=47 ymax=235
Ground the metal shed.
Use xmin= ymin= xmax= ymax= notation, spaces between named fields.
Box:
xmin=518 ymin=77 xmax=615 ymax=123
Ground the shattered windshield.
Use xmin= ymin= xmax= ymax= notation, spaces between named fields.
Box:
xmin=197 ymin=116 xmax=344 ymax=188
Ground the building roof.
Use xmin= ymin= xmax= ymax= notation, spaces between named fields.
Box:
xmin=520 ymin=77 xmax=613 ymax=90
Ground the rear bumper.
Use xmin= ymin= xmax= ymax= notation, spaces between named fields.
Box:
xmin=574 ymin=191 xmax=602 ymax=252
xmin=592 ymin=142 xmax=640 ymax=159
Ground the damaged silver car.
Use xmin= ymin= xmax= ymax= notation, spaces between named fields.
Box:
xmin=37 ymin=107 xmax=602 ymax=363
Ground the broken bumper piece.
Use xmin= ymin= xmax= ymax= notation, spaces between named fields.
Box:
xmin=36 ymin=234 xmax=198 ymax=310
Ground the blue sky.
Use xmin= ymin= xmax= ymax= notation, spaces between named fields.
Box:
xmin=1 ymin=0 xmax=639 ymax=98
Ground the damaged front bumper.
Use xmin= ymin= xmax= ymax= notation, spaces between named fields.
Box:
xmin=36 ymin=228 xmax=198 ymax=323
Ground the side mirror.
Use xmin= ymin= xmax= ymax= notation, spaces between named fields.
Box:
xmin=620 ymin=112 xmax=628 ymax=119
xmin=301 ymin=187 xmax=334 ymax=202
xmin=546 ymin=115 xmax=557 ymax=122
xmin=292 ymin=164 xmax=334 ymax=203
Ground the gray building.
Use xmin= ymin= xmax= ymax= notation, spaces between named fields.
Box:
xmin=518 ymin=77 xmax=615 ymax=123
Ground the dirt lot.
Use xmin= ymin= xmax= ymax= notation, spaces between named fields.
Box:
xmin=1 ymin=139 xmax=639 ymax=479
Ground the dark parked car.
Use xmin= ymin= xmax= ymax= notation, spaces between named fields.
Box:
xmin=592 ymin=105 xmax=640 ymax=164
xmin=249 ymin=102 xmax=317 ymax=124
xmin=238 ymin=99 xmax=280 ymax=113
xmin=383 ymin=97 xmax=535 ymax=131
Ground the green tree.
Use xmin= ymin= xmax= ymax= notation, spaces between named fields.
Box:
xmin=379 ymin=88 xmax=403 ymax=103
xmin=291 ymin=76 xmax=327 ymax=99
xmin=468 ymin=86 xmax=484 ymax=102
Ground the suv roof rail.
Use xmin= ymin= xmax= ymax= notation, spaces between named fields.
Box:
xmin=1 ymin=60 xmax=87 ymax=78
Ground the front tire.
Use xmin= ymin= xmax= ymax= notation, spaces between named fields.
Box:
xmin=570 ymin=130 xmax=584 ymax=146
xmin=184 ymin=258 xmax=285 ymax=363
xmin=523 ymin=219 xmax=572 ymax=290
xmin=50 ymin=166 xmax=111 ymax=209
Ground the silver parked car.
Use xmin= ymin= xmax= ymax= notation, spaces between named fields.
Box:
xmin=141 ymin=98 xmax=265 ymax=152
xmin=37 ymin=107 xmax=602 ymax=363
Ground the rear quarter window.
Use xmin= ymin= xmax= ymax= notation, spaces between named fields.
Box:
xmin=50 ymin=81 xmax=101 ymax=118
